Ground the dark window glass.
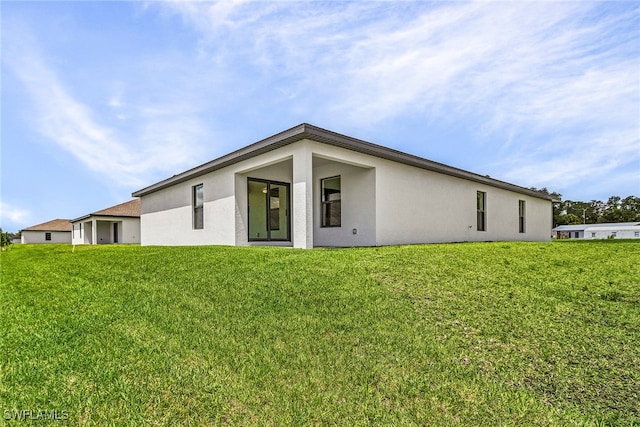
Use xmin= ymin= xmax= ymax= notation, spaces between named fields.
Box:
xmin=519 ymin=200 xmax=526 ymax=233
xmin=321 ymin=176 xmax=341 ymax=227
xmin=477 ymin=191 xmax=486 ymax=231
xmin=193 ymin=184 xmax=204 ymax=229
xmin=45 ymin=232 xmax=52 ymax=241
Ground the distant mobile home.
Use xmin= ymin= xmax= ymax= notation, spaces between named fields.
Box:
xmin=552 ymin=222 xmax=640 ymax=239
xmin=132 ymin=123 xmax=554 ymax=248
xmin=20 ymin=219 xmax=72 ymax=244
xmin=71 ymin=199 xmax=141 ymax=245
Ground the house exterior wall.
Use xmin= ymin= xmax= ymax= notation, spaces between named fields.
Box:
xmin=138 ymin=139 xmax=552 ymax=247
xmin=304 ymin=141 xmax=551 ymax=245
xmin=71 ymin=217 xmax=140 ymax=245
xmin=312 ymin=156 xmax=376 ymax=247
xmin=21 ymin=230 xmax=71 ymax=244
xmin=374 ymin=161 xmax=551 ymax=244
xmin=141 ymin=146 xmax=301 ymax=247
xmin=584 ymin=227 xmax=640 ymax=239
xmin=141 ymin=159 xmax=241 ymax=246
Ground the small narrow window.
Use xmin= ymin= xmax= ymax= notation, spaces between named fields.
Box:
xmin=635 ymin=231 xmax=639 ymax=238
xmin=477 ymin=191 xmax=486 ymax=231
xmin=193 ymin=184 xmax=204 ymax=229
xmin=321 ymin=176 xmax=341 ymax=227
xmin=45 ymin=232 xmax=52 ymax=241
xmin=518 ymin=200 xmax=526 ymax=233
xmin=592 ymin=232 xmax=596 ymax=238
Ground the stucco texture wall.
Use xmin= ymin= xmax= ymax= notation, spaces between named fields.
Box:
xmin=21 ymin=231 xmax=71 ymax=244
xmin=138 ymin=139 xmax=552 ymax=247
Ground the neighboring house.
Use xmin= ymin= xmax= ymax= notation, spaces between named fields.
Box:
xmin=71 ymin=199 xmax=141 ymax=245
xmin=553 ymin=222 xmax=640 ymax=239
xmin=21 ymin=219 xmax=72 ymax=244
xmin=132 ymin=123 xmax=554 ymax=248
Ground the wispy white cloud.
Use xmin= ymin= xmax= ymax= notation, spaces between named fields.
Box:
xmin=161 ymin=1 xmax=639 ymax=197
xmin=2 ymin=22 xmax=209 ymax=189
xmin=0 ymin=202 xmax=32 ymax=227
xmin=5 ymin=1 xmax=636 ymax=204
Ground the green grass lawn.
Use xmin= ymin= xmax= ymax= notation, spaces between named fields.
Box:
xmin=1 ymin=241 xmax=638 ymax=425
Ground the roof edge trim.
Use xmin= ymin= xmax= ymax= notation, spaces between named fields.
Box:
xmin=132 ymin=123 xmax=553 ymax=201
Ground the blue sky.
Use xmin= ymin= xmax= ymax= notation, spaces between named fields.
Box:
xmin=1 ymin=1 xmax=639 ymax=232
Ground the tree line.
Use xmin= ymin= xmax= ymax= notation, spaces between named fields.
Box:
xmin=1 ymin=228 xmax=14 ymax=251
xmin=532 ymin=188 xmax=640 ymax=226
xmin=554 ymin=195 xmax=640 ymax=226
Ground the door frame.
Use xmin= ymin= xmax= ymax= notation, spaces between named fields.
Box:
xmin=247 ymin=178 xmax=291 ymax=242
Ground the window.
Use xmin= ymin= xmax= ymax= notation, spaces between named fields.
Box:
xmin=79 ymin=223 xmax=83 ymax=238
xmin=635 ymin=231 xmax=639 ymax=238
xmin=574 ymin=232 xmax=579 ymax=238
xmin=592 ymin=232 xmax=596 ymax=238
xmin=193 ymin=184 xmax=204 ymax=229
xmin=477 ymin=191 xmax=486 ymax=231
xmin=321 ymin=176 xmax=341 ymax=227
xmin=45 ymin=232 xmax=52 ymax=241
xmin=518 ymin=200 xmax=526 ymax=233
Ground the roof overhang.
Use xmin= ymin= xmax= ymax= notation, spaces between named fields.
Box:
xmin=71 ymin=214 xmax=139 ymax=223
xmin=132 ymin=123 xmax=554 ymax=201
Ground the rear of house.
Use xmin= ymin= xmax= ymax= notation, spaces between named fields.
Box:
xmin=133 ymin=124 xmax=553 ymax=248
xmin=20 ymin=219 xmax=72 ymax=244
xmin=71 ymin=200 xmax=141 ymax=245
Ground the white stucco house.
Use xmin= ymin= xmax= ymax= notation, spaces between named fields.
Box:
xmin=132 ymin=123 xmax=554 ymax=248
xmin=552 ymin=222 xmax=640 ymax=239
xmin=71 ymin=199 xmax=141 ymax=245
xmin=21 ymin=219 xmax=72 ymax=244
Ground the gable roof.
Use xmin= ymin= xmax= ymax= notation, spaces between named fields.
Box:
xmin=21 ymin=219 xmax=72 ymax=232
xmin=72 ymin=199 xmax=140 ymax=222
xmin=132 ymin=123 xmax=553 ymax=201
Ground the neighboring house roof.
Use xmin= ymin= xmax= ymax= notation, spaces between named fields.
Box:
xmin=552 ymin=222 xmax=640 ymax=232
xmin=132 ymin=123 xmax=554 ymax=201
xmin=21 ymin=219 xmax=72 ymax=232
xmin=72 ymin=199 xmax=141 ymax=222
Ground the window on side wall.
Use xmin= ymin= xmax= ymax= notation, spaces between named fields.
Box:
xmin=321 ymin=176 xmax=341 ymax=227
xmin=193 ymin=184 xmax=204 ymax=229
xmin=477 ymin=191 xmax=486 ymax=231
xmin=518 ymin=200 xmax=526 ymax=233
xmin=45 ymin=232 xmax=52 ymax=241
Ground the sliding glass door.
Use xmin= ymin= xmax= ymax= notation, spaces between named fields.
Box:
xmin=248 ymin=178 xmax=290 ymax=241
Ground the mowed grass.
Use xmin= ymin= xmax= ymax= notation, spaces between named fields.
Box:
xmin=0 ymin=241 xmax=638 ymax=426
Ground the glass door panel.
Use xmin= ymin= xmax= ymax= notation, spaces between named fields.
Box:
xmin=248 ymin=180 xmax=268 ymax=240
xmin=269 ymin=184 xmax=288 ymax=240
xmin=248 ymin=179 xmax=290 ymax=241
